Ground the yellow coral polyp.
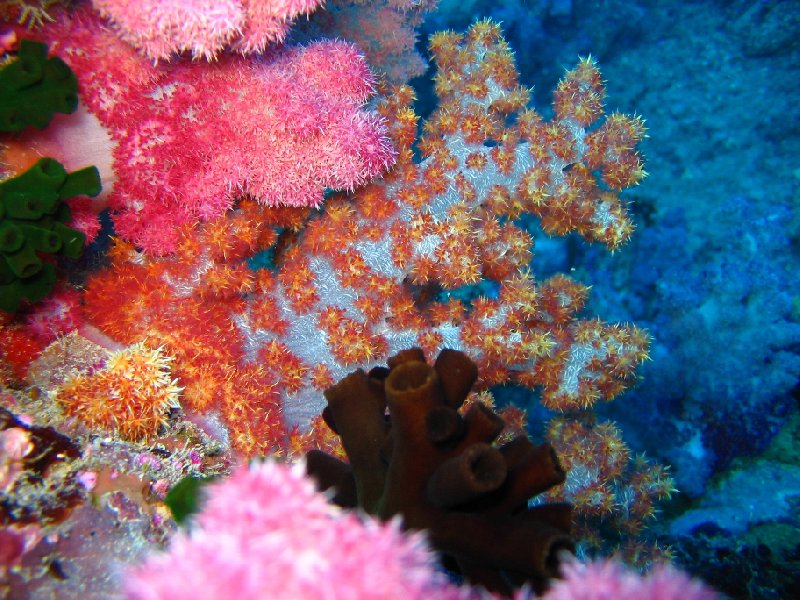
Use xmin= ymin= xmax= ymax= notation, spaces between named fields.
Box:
xmin=56 ymin=343 xmax=182 ymax=442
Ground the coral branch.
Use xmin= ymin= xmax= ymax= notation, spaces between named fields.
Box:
xmin=80 ymin=20 xmax=648 ymax=448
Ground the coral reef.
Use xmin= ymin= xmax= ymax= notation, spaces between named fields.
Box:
xmin=80 ymin=20 xmax=649 ymax=438
xmin=307 ymin=347 xmax=574 ymax=594
xmin=0 ymin=7 xmax=695 ymax=597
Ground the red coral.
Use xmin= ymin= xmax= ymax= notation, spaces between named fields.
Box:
xmin=0 ymin=323 xmax=46 ymax=384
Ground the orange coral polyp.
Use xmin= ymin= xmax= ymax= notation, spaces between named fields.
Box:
xmin=465 ymin=151 xmax=489 ymax=171
xmin=284 ymin=285 xmax=319 ymax=315
xmin=466 ymin=18 xmax=503 ymax=47
xmin=483 ymin=49 xmax=518 ymax=89
xmin=515 ymin=108 xmax=544 ymax=141
xmin=490 ymin=145 xmax=517 ymax=176
xmin=427 ymin=30 xmax=464 ymax=65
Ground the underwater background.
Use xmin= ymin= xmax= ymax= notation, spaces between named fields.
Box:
xmin=1 ymin=0 xmax=798 ymax=599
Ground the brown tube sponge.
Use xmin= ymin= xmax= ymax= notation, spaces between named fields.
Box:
xmin=426 ymin=443 xmax=507 ymax=508
xmin=306 ymin=348 xmax=574 ymax=596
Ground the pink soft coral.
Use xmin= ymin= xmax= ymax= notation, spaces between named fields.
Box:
xmin=91 ymin=0 xmax=325 ymax=61
xmin=40 ymin=6 xmax=394 ymax=254
xmin=124 ymin=460 xmax=471 ymax=600
xmin=541 ymin=558 xmax=718 ymax=600
xmin=123 ymin=460 xmax=718 ymax=600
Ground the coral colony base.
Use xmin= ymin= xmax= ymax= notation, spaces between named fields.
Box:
xmin=0 ymin=1 xmax=719 ymax=598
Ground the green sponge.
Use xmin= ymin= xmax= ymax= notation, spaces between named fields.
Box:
xmin=0 ymin=158 xmax=101 ymax=313
xmin=0 ymin=39 xmax=79 ymax=132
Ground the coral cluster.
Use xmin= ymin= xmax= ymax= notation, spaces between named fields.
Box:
xmin=34 ymin=4 xmax=395 ymax=253
xmin=91 ymin=0 xmax=326 ymax=61
xmin=81 ymin=20 xmax=649 ymax=438
xmin=81 ymin=199 xmax=300 ymax=456
xmin=0 ymin=15 xmax=676 ymax=592
xmin=307 ymin=347 xmax=574 ymax=594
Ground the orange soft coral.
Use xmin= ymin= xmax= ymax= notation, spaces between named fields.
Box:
xmin=55 ymin=343 xmax=182 ymax=442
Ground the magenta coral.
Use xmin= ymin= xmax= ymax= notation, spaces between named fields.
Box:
xmin=124 ymin=460 xmax=472 ymax=600
xmin=39 ymin=5 xmax=395 ymax=253
xmin=91 ymin=0 xmax=325 ymax=61
xmin=541 ymin=558 xmax=718 ymax=600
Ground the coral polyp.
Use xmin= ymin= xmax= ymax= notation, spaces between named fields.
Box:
xmin=55 ymin=343 xmax=182 ymax=442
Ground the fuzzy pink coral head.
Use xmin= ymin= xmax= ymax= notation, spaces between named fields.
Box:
xmin=91 ymin=0 xmax=246 ymax=61
xmin=295 ymin=40 xmax=378 ymax=103
xmin=319 ymin=111 xmax=396 ymax=189
xmin=541 ymin=558 xmax=718 ymax=600
xmin=124 ymin=460 xmax=471 ymax=600
xmin=235 ymin=0 xmax=326 ymax=53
